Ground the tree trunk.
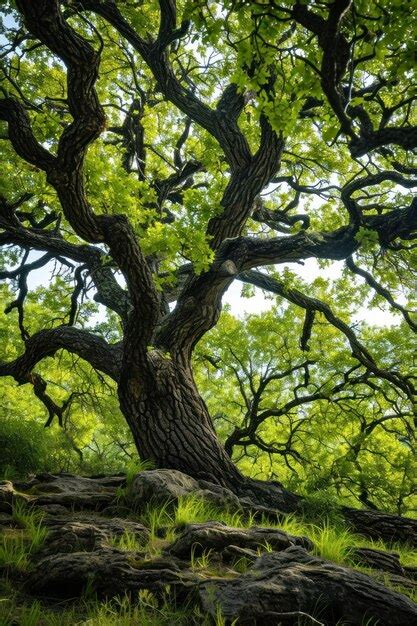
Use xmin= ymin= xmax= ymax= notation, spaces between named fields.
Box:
xmin=116 ymin=349 xmax=417 ymax=537
xmin=118 ymin=349 xmax=243 ymax=488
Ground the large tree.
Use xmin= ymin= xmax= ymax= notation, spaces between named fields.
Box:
xmin=0 ymin=0 xmax=416 ymax=501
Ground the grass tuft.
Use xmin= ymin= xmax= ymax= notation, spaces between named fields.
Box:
xmin=108 ymin=530 xmax=144 ymax=553
xmin=0 ymin=502 xmax=48 ymax=573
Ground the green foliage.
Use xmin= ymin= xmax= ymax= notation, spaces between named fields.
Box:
xmin=124 ymin=458 xmax=156 ymax=493
xmin=195 ymin=307 xmax=416 ymax=516
xmin=179 ymin=495 xmax=250 ymax=528
xmin=139 ymin=499 xmax=174 ymax=545
xmin=0 ymin=418 xmax=54 ymax=479
xmin=310 ymin=523 xmax=355 ymax=565
xmin=0 ymin=592 xmax=217 ymax=626
xmin=108 ymin=531 xmax=143 ymax=553
xmin=300 ymin=490 xmax=344 ymax=526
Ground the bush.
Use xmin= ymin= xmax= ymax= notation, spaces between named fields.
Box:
xmin=300 ymin=489 xmax=344 ymax=526
xmin=0 ymin=418 xmax=53 ymax=478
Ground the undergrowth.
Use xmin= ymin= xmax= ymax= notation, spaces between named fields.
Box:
xmin=0 ymin=590 xmax=230 ymax=626
xmin=0 ymin=502 xmax=47 ymax=572
xmin=1 ymin=487 xmax=416 ymax=624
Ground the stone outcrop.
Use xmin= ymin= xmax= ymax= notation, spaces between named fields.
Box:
xmin=26 ymin=549 xmax=200 ymax=598
xmin=199 ymin=546 xmax=417 ymax=626
xmin=21 ymin=473 xmax=126 ymax=512
xmin=131 ymin=469 xmax=242 ymax=511
xmin=38 ymin=516 xmax=149 ymax=556
xmin=1 ymin=471 xmax=416 ymax=625
xmin=165 ymin=521 xmax=313 ymax=559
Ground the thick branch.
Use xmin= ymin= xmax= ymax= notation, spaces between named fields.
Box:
xmin=0 ymin=326 xmax=122 ymax=382
xmin=81 ymin=0 xmax=254 ymax=170
xmin=10 ymin=0 xmax=160 ymax=349
xmin=0 ymin=98 xmax=55 ymax=170
xmin=292 ymin=0 xmax=354 ymax=136
xmin=350 ymin=126 xmax=417 ymax=157
xmin=0 ymin=216 xmax=130 ymax=320
xmin=220 ymin=199 xmax=417 ymax=270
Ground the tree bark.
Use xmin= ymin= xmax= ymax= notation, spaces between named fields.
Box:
xmin=118 ymin=349 xmax=243 ymax=487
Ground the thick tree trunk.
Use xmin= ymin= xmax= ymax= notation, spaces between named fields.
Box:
xmin=118 ymin=350 xmax=417 ymax=538
xmin=118 ymin=349 xmax=243 ymax=488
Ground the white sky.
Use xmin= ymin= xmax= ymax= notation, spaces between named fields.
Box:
xmin=223 ymin=258 xmax=399 ymax=326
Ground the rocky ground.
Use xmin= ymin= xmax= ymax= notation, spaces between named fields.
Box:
xmin=0 ymin=470 xmax=416 ymax=625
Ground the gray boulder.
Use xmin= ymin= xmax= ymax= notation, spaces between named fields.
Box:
xmin=130 ymin=469 xmax=241 ymax=512
xmin=166 ymin=521 xmax=313 ymax=559
xmin=39 ymin=516 xmax=149 ymax=555
xmin=199 ymin=545 xmax=417 ymax=626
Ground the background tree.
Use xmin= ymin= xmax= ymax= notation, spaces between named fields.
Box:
xmin=0 ymin=1 xmax=416 ymax=503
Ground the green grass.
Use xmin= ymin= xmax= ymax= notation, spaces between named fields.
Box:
xmin=134 ymin=495 xmax=416 ymax=587
xmin=310 ymin=523 xmax=355 ymax=564
xmin=190 ymin=545 xmax=214 ymax=571
xmin=174 ymin=494 xmax=255 ymax=529
xmin=114 ymin=459 xmax=156 ymax=502
xmin=139 ymin=499 xmax=174 ymax=542
xmin=0 ymin=502 xmax=48 ymax=573
xmin=125 ymin=458 xmax=155 ymax=491
xmin=108 ymin=530 xmax=144 ymax=553
xmin=0 ymin=531 xmax=31 ymax=572
xmin=0 ymin=592 xmax=225 ymax=626
xmin=11 ymin=501 xmax=48 ymax=551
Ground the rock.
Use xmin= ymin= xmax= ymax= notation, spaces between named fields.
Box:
xmin=26 ymin=550 xmax=200 ymax=599
xmin=352 ymin=547 xmax=406 ymax=576
xmin=239 ymin=497 xmax=285 ymax=523
xmin=131 ymin=469 xmax=200 ymax=507
xmin=195 ymin=480 xmax=242 ymax=511
xmin=130 ymin=469 xmax=244 ymax=513
xmin=101 ymin=505 xmax=132 ymax=517
xmin=222 ymin=544 xmax=259 ymax=564
xmin=38 ymin=517 xmax=149 ymax=556
xmin=27 ymin=474 xmax=125 ymax=511
xmin=236 ymin=477 xmax=301 ymax=514
xmin=199 ymin=545 xmax=417 ymax=626
xmin=165 ymin=521 xmax=313 ymax=560
xmin=0 ymin=480 xmax=30 ymax=512
xmin=0 ymin=481 xmax=14 ymax=513
xmin=405 ymin=566 xmax=417 ymax=580
xmin=343 ymin=507 xmax=417 ymax=546
xmin=0 ymin=512 xmax=14 ymax=527
xmin=36 ymin=504 xmax=68 ymax=515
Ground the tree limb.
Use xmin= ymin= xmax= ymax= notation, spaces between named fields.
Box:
xmin=0 ymin=326 xmax=122 ymax=382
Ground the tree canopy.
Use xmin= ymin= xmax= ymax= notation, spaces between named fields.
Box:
xmin=0 ymin=0 xmax=416 ymax=514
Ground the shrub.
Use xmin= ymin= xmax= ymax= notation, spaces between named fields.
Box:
xmin=0 ymin=418 xmax=51 ymax=479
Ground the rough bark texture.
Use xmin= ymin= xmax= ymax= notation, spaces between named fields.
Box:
xmin=118 ymin=350 xmax=243 ymax=486
xmin=37 ymin=517 xmax=149 ymax=556
xmin=342 ymin=507 xmax=417 ymax=547
xmin=26 ymin=549 xmax=199 ymax=599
